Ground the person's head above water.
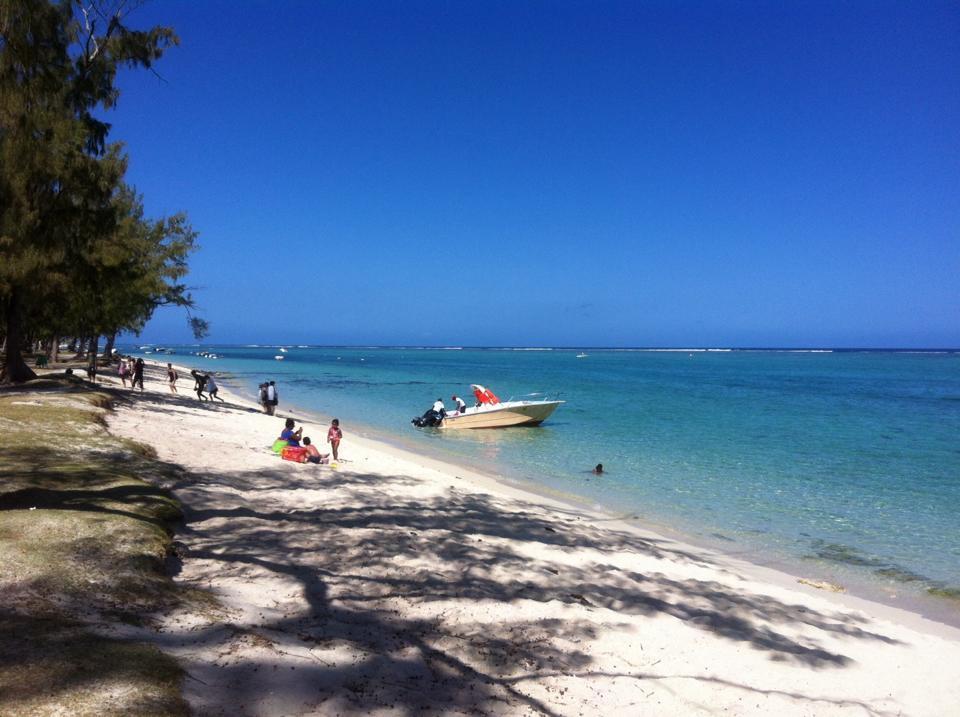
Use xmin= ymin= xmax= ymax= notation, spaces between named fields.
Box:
xmin=594 ymin=463 xmax=603 ymax=474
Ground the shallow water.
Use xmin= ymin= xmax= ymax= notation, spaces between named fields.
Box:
xmin=132 ymin=345 xmax=960 ymax=609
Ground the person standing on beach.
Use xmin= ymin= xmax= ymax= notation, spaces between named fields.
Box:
xmin=118 ymin=358 xmax=129 ymax=388
xmin=132 ymin=358 xmax=145 ymax=391
xmin=266 ymin=381 xmax=278 ymax=415
xmin=327 ymin=419 xmax=342 ymax=462
xmin=258 ymin=383 xmax=269 ymax=413
xmin=167 ymin=363 xmax=178 ymax=394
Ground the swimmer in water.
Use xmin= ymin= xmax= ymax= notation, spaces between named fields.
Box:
xmin=593 ymin=463 xmax=603 ymax=475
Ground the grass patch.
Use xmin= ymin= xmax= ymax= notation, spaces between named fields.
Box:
xmin=0 ymin=380 xmax=193 ymax=715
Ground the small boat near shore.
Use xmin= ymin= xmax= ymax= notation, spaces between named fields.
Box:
xmin=412 ymin=384 xmax=564 ymax=429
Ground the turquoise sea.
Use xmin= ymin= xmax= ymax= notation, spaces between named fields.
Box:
xmin=128 ymin=345 xmax=960 ymax=616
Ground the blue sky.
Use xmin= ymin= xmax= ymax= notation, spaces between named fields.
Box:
xmin=111 ymin=1 xmax=959 ymax=347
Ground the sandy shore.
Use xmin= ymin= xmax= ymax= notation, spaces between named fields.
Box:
xmin=101 ymin=361 xmax=960 ymax=716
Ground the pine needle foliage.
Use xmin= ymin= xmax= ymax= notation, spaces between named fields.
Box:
xmin=1 ymin=1 xmax=198 ymax=383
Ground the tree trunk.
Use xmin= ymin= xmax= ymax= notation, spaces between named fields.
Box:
xmin=51 ymin=335 xmax=60 ymax=364
xmin=0 ymin=289 xmax=37 ymax=384
xmin=101 ymin=332 xmax=116 ymax=365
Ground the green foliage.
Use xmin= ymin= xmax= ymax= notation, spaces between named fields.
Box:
xmin=0 ymin=1 xmax=199 ymax=382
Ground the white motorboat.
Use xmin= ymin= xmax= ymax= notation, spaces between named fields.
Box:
xmin=274 ymin=355 xmax=285 ymax=360
xmin=414 ymin=384 xmax=564 ymax=429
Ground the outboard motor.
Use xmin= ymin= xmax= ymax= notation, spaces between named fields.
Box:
xmin=411 ymin=408 xmax=444 ymax=428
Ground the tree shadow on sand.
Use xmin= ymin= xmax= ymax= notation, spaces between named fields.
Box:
xmin=144 ymin=461 xmax=906 ymax=716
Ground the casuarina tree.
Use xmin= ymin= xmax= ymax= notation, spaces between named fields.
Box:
xmin=0 ymin=0 xmax=178 ymax=382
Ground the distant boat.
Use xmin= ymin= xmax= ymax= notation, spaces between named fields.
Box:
xmin=576 ymin=352 xmax=588 ymax=358
xmin=279 ymin=347 xmax=288 ymax=353
xmin=274 ymin=355 xmax=285 ymax=360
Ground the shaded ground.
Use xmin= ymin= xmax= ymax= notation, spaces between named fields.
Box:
xmin=104 ymin=383 xmax=922 ymax=716
xmin=0 ymin=379 xmax=197 ymax=716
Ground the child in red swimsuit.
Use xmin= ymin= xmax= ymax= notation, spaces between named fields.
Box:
xmin=327 ymin=419 xmax=342 ymax=461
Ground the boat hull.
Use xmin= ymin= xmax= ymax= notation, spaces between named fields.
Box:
xmin=441 ymin=400 xmax=563 ymax=429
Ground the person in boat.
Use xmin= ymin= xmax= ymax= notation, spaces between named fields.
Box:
xmin=451 ymin=395 xmax=466 ymax=414
xmin=593 ymin=463 xmax=604 ymax=475
xmin=280 ymin=417 xmax=302 ymax=446
xmin=432 ymin=398 xmax=446 ymax=416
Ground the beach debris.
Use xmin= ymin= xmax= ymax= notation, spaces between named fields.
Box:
xmin=797 ymin=578 xmax=846 ymax=593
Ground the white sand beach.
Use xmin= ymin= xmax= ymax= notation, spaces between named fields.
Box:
xmin=103 ymin=362 xmax=960 ymax=716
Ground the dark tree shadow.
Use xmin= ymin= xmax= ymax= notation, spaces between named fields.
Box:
xmin=128 ymin=458 xmax=908 ymax=716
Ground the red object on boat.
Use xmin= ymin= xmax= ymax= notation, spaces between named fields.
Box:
xmin=471 ymin=384 xmax=500 ymax=405
xmin=281 ymin=446 xmax=308 ymax=463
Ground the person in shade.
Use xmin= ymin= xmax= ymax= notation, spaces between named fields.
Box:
xmin=132 ymin=358 xmax=145 ymax=391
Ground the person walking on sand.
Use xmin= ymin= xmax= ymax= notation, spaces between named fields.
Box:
xmin=190 ymin=370 xmax=207 ymax=400
xmin=327 ymin=418 xmax=342 ymax=462
xmin=132 ymin=358 xmax=145 ymax=391
xmin=118 ymin=358 xmax=129 ymax=388
xmin=258 ymin=383 xmax=269 ymax=413
xmin=167 ymin=363 xmax=179 ymax=394
xmin=205 ymin=373 xmax=224 ymax=402
xmin=265 ymin=381 xmax=278 ymax=416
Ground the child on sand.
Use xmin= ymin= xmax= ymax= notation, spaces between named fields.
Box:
xmin=302 ymin=437 xmax=330 ymax=465
xmin=327 ymin=419 xmax=342 ymax=461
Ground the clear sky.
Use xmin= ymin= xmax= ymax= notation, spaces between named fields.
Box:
xmin=111 ymin=1 xmax=959 ymax=348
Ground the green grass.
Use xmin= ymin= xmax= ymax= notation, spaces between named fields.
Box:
xmin=0 ymin=381 xmax=194 ymax=715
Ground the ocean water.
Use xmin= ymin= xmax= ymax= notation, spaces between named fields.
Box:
xmin=131 ymin=345 xmax=960 ymax=611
